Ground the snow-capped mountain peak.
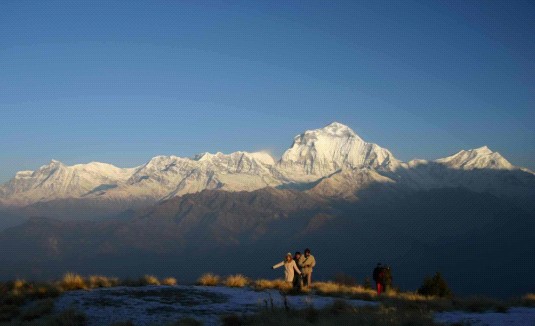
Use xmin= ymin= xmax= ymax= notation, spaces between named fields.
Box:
xmin=278 ymin=122 xmax=399 ymax=180
xmin=435 ymin=146 xmax=514 ymax=170
xmin=313 ymin=122 xmax=360 ymax=139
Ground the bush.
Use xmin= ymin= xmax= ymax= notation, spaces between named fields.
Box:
xmin=197 ymin=273 xmax=221 ymax=286
xmin=418 ymin=272 xmax=452 ymax=298
xmin=60 ymin=273 xmax=87 ymax=291
xmin=224 ymin=274 xmax=248 ymax=288
xmin=162 ymin=277 xmax=178 ymax=286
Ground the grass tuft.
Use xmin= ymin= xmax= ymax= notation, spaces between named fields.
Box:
xmin=314 ymin=281 xmax=377 ymax=301
xmin=253 ymin=279 xmax=291 ymax=291
xmin=88 ymin=275 xmax=119 ymax=288
xmin=59 ymin=272 xmax=87 ymax=291
xmin=140 ymin=275 xmax=160 ymax=286
xmin=197 ymin=273 xmax=221 ymax=286
xmin=224 ymin=274 xmax=249 ymax=288
xmin=161 ymin=277 xmax=178 ymax=286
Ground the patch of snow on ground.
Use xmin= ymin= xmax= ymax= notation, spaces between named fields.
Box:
xmin=435 ymin=307 xmax=535 ymax=326
xmin=54 ymin=285 xmax=377 ymax=326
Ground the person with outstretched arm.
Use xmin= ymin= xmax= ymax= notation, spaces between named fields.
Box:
xmin=272 ymin=253 xmax=301 ymax=283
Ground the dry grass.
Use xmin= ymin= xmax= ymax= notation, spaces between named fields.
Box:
xmin=197 ymin=273 xmax=221 ymax=286
xmin=140 ymin=275 xmax=160 ymax=286
xmin=161 ymin=277 xmax=178 ymax=286
xmin=253 ymin=279 xmax=291 ymax=291
xmin=313 ymin=281 xmax=377 ymax=301
xmin=224 ymin=274 xmax=249 ymax=288
xmin=59 ymin=272 xmax=87 ymax=291
xmin=88 ymin=275 xmax=119 ymax=288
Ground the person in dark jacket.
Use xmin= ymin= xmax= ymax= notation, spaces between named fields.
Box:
xmin=293 ymin=251 xmax=303 ymax=289
xmin=373 ymin=263 xmax=385 ymax=295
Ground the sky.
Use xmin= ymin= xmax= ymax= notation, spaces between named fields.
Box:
xmin=1 ymin=0 xmax=534 ymax=182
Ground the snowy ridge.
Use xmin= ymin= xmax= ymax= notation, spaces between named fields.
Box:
xmin=435 ymin=146 xmax=515 ymax=170
xmin=0 ymin=122 xmax=533 ymax=206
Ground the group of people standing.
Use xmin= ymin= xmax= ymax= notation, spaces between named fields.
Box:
xmin=272 ymin=252 xmax=391 ymax=295
xmin=272 ymin=248 xmax=316 ymax=289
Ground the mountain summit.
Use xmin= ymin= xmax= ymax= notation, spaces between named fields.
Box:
xmin=278 ymin=122 xmax=400 ymax=181
xmin=435 ymin=146 xmax=514 ymax=170
xmin=0 ymin=122 xmax=532 ymax=208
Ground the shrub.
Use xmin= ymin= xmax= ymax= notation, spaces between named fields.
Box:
xmin=224 ymin=274 xmax=248 ymax=288
xmin=140 ymin=275 xmax=160 ymax=286
xmin=162 ymin=277 xmax=178 ymax=286
xmin=417 ymin=272 xmax=452 ymax=298
xmin=197 ymin=273 xmax=221 ymax=286
xmin=88 ymin=275 xmax=119 ymax=288
xmin=60 ymin=273 xmax=87 ymax=291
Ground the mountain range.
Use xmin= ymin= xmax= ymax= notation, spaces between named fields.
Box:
xmin=0 ymin=122 xmax=534 ymax=297
xmin=1 ymin=122 xmax=533 ymax=210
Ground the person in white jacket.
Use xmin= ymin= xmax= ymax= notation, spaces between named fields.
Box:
xmin=272 ymin=253 xmax=301 ymax=283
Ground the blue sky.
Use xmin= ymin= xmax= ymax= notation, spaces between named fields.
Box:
xmin=1 ymin=1 xmax=534 ymax=182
